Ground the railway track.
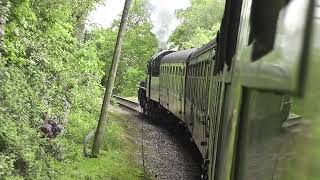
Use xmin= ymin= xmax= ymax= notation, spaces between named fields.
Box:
xmin=112 ymin=95 xmax=141 ymax=113
xmin=112 ymin=95 xmax=201 ymax=179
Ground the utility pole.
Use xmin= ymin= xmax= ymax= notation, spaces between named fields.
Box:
xmin=92 ymin=0 xmax=132 ymax=157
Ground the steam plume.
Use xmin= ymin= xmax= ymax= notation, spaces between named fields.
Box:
xmin=145 ymin=0 xmax=191 ymax=49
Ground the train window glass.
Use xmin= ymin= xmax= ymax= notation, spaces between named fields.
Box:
xmin=172 ymin=66 xmax=175 ymax=92
xmin=176 ymin=66 xmax=178 ymax=76
xmin=175 ymin=70 xmax=178 ymax=92
xmin=177 ymin=67 xmax=179 ymax=92
xmin=200 ymin=61 xmax=205 ymax=76
xmin=202 ymin=62 xmax=205 ymax=77
xmin=198 ymin=63 xmax=201 ymax=77
xmin=249 ymin=0 xmax=291 ymax=61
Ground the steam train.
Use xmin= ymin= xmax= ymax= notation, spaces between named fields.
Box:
xmin=138 ymin=0 xmax=319 ymax=179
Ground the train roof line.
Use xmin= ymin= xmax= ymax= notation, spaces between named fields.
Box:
xmin=161 ymin=48 xmax=198 ymax=64
xmin=188 ymin=39 xmax=217 ymax=60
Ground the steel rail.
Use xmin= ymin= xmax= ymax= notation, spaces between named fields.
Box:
xmin=112 ymin=95 xmax=141 ymax=113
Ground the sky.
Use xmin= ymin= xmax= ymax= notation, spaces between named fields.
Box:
xmin=86 ymin=0 xmax=191 ymax=29
xmin=86 ymin=0 xmax=125 ymax=29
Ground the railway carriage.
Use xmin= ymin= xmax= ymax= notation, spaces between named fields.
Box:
xmin=185 ymin=40 xmax=216 ymax=157
xmin=145 ymin=50 xmax=174 ymax=117
xmin=138 ymin=0 xmax=320 ymax=179
xmin=160 ymin=49 xmax=196 ymax=120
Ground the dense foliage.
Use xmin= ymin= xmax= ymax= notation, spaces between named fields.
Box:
xmin=0 ymin=0 xmax=105 ymax=178
xmin=0 ymin=0 xmax=224 ymax=178
xmin=170 ymin=0 xmax=225 ymax=48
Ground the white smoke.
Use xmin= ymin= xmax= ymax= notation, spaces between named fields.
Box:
xmin=145 ymin=0 xmax=191 ymax=49
xmin=86 ymin=0 xmax=125 ymax=30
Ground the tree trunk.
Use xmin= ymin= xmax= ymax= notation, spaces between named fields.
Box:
xmin=91 ymin=0 xmax=132 ymax=157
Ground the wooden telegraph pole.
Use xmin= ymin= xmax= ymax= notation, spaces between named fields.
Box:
xmin=92 ymin=0 xmax=132 ymax=157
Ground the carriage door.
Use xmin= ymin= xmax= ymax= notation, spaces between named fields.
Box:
xmin=214 ymin=0 xmax=316 ymax=180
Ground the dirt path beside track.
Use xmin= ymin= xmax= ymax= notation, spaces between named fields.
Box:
xmin=115 ymin=107 xmax=202 ymax=180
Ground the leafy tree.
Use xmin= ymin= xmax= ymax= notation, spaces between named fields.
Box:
xmin=0 ymin=0 xmax=103 ymax=178
xmin=100 ymin=0 xmax=157 ymax=96
xmin=170 ymin=0 xmax=225 ymax=48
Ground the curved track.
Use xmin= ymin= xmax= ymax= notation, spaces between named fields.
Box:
xmin=112 ymin=95 xmax=141 ymax=113
xmin=112 ymin=95 xmax=202 ymax=179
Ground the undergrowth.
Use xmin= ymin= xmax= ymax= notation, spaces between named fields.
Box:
xmin=58 ymin=112 xmax=145 ymax=180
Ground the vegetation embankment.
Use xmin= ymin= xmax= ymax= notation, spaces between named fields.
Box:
xmin=59 ymin=111 xmax=145 ymax=179
xmin=0 ymin=0 xmax=223 ymax=179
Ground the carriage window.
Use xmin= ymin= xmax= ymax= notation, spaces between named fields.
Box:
xmin=202 ymin=62 xmax=205 ymax=76
xmin=249 ymin=0 xmax=290 ymax=61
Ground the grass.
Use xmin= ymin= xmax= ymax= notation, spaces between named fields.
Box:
xmin=58 ymin=111 xmax=146 ymax=180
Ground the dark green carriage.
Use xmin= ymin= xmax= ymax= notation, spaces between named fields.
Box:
xmin=139 ymin=0 xmax=320 ymax=179
xmin=185 ymin=40 xmax=216 ymax=157
xmin=145 ymin=50 xmax=174 ymax=116
xmin=160 ymin=49 xmax=195 ymax=120
xmin=207 ymin=0 xmax=319 ymax=180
